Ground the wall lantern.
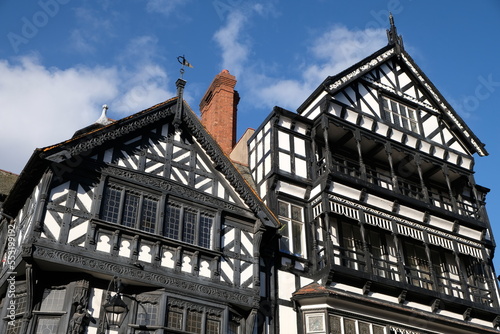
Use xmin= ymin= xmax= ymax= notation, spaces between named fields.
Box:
xmin=102 ymin=276 xmax=128 ymax=330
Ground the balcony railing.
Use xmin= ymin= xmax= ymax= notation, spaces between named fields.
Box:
xmin=326 ymin=244 xmax=496 ymax=307
xmin=321 ymin=156 xmax=482 ymax=220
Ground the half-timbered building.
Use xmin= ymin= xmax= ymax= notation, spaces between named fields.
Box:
xmin=248 ymin=16 xmax=500 ymax=334
xmin=1 ymin=15 xmax=499 ymax=334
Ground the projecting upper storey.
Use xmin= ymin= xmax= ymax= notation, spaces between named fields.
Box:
xmin=297 ymin=28 xmax=487 ymax=172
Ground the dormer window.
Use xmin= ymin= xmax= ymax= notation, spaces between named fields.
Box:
xmin=382 ymin=97 xmax=419 ymax=134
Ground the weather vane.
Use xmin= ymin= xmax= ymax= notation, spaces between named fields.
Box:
xmin=177 ymin=55 xmax=194 ymax=79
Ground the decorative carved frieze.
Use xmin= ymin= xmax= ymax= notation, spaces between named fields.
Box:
xmin=327 ymin=49 xmax=395 ymax=91
xmin=68 ymin=107 xmax=175 ymax=157
xmin=32 ymin=246 xmax=257 ymax=306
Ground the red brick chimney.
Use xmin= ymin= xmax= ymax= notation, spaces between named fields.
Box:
xmin=200 ymin=69 xmax=239 ymax=156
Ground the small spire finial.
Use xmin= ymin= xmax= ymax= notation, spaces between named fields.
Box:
xmin=96 ymin=104 xmax=112 ymax=125
xmin=386 ymin=13 xmax=404 ymax=53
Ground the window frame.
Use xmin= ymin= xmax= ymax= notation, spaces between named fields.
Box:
xmin=32 ymin=286 xmax=69 ymax=334
xmin=382 ymin=97 xmax=420 ymax=135
xmin=163 ymin=200 xmax=215 ymax=249
xmin=303 ymin=312 xmax=388 ymax=334
xmin=278 ymin=200 xmax=306 ymax=257
xmin=100 ymin=182 xmax=160 ymax=234
xmin=165 ymin=298 xmax=223 ymax=334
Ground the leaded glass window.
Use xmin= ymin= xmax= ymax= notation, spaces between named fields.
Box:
xmin=101 ymin=184 xmax=159 ymax=233
xmin=166 ymin=301 xmax=221 ymax=334
xmin=164 ymin=201 xmax=214 ymax=249
xmin=382 ymin=97 xmax=419 ymax=134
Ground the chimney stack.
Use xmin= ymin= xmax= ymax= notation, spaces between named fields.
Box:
xmin=200 ymin=70 xmax=239 ymax=156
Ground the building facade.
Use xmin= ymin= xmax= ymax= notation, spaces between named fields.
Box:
xmin=1 ymin=17 xmax=499 ymax=334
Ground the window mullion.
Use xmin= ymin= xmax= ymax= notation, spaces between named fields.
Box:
xmin=137 ymin=195 xmax=144 ymax=230
xmin=195 ymin=211 xmax=201 ymax=247
xmin=117 ymin=188 xmax=126 ymax=224
xmin=179 ymin=206 xmax=185 ymax=241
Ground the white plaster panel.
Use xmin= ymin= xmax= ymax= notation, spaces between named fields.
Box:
xmin=119 ymin=240 xmax=132 ymax=258
xmin=434 ymin=146 xmax=446 ymax=159
xmin=457 ymin=225 xmax=482 ymax=240
xmin=398 ymin=205 xmax=425 ymax=221
xmin=223 ymin=228 xmax=235 ymax=252
xmin=89 ymin=287 xmax=104 ymax=320
xmin=449 ymin=141 xmax=467 ymax=154
xmin=329 ymin=102 xmax=342 ymax=117
xmin=389 ymin=129 xmax=403 ymax=143
xmin=279 ymin=152 xmax=292 ymax=173
xmin=279 ymin=305 xmax=298 ymax=334
xmin=359 ymin=115 xmax=374 ymax=131
xmin=264 ymin=121 xmax=271 ymax=132
xmin=96 ymin=234 xmax=111 ymax=253
xmin=295 ymin=122 xmax=308 ymax=135
xmin=278 ymin=270 xmax=296 ymax=300
xmin=422 ymin=117 xmax=439 ymax=139
xmin=398 ymin=72 xmax=412 ymax=92
xmin=67 ymin=220 xmax=88 ymax=244
xmin=295 ymin=158 xmax=307 ymax=178
xmin=77 ymin=185 xmax=93 ymax=211
xmin=161 ymin=250 xmax=175 ymax=268
xmin=260 ymin=183 xmax=267 ymax=200
xmin=345 ymin=109 xmax=358 ymax=123
xmin=249 ymin=138 xmax=256 ymax=151
xmin=310 ymin=184 xmax=322 ymax=199
xmin=220 ymin=258 xmax=234 ymax=284
xmin=428 ymin=216 xmax=454 ymax=231
xmin=276 ymin=181 xmax=307 ymax=199
xmin=294 ymin=137 xmax=306 ymax=156
xmin=240 ymin=262 xmax=254 ymax=288
xmin=419 ymin=141 xmax=432 ymax=155
xmin=405 ymin=135 xmax=418 ymax=149
xmin=139 ymin=245 xmax=152 ymax=263
xmin=199 ymin=260 xmax=211 ymax=278
xmin=50 ymin=181 xmax=69 ymax=204
xmin=43 ymin=212 xmax=61 ymax=240
xmin=278 ymin=131 xmax=290 ymax=151
xmin=181 ymin=255 xmax=192 ymax=273
xmin=217 ymin=181 xmax=225 ymax=199
xmin=241 ymin=232 xmax=253 ymax=256
xmin=264 ymin=156 xmax=271 ymax=178
xmin=379 ymin=64 xmax=395 ymax=88
xmin=256 ymin=163 xmax=263 ymax=183
xmin=264 ymin=132 xmax=271 ymax=152
xmin=330 ymin=183 xmax=361 ymax=201
xmin=278 ymin=117 xmax=292 ymax=129
xmin=375 ymin=122 xmax=389 ymax=137
xmin=365 ymin=194 xmax=393 ymax=212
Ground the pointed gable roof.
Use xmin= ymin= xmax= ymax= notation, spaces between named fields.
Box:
xmin=4 ymin=95 xmax=279 ymax=228
xmin=297 ymin=32 xmax=487 ymax=158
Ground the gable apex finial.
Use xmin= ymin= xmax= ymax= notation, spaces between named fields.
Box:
xmin=387 ymin=13 xmax=404 ymax=53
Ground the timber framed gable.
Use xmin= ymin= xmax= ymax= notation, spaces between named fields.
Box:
xmin=298 ymin=45 xmax=487 ymax=169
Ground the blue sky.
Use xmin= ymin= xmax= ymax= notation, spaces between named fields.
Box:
xmin=1 ymin=1 xmax=500 ymax=267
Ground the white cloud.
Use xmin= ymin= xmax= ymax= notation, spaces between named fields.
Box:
xmin=0 ymin=56 xmax=118 ymax=174
xmin=213 ymin=11 xmax=250 ymax=78
xmin=0 ymin=36 xmax=175 ymax=174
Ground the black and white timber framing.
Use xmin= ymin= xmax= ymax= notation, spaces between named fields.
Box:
xmin=1 ymin=16 xmax=499 ymax=334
